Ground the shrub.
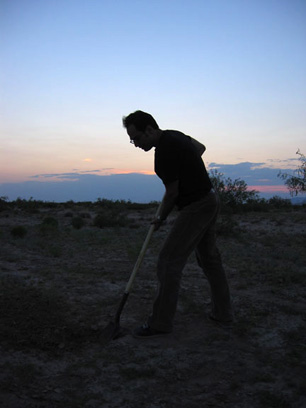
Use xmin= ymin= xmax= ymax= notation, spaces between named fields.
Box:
xmin=268 ymin=196 xmax=292 ymax=209
xmin=95 ymin=198 xmax=127 ymax=211
xmin=216 ymin=215 xmax=239 ymax=236
xmin=11 ymin=226 xmax=27 ymax=238
xmin=0 ymin=277 xmax=69 ymax=350
xmin=79 ymin=212 xmax=91 ymax=219
xmin=278 ymin=150 xmax=306 ymax=196
xmin=210 ymin=170 xmax=259 ymax=212
xmin=39 ymin=216 xmax=59 ymax=235
xmin=41 ymin=216 xmax=58 ymax=227
xmin=71 ymin=217 xmax=85 ymax=229
xmin=14 ymin=198 xmax=42 ymax=212
xmin=0 ymin=196 xmax=9 ymax=212
xmin=93 ymin=209 xmax=128 ymax=228
xmin=243 ymin=198 xmax=269 ymax=212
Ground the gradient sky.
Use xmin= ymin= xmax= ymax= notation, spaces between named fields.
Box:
xmin=1 ymin=0 xmax=306 ymax=192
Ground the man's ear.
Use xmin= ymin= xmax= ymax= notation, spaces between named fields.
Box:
xmin=145 ymin=125 xmax=155 ymax=136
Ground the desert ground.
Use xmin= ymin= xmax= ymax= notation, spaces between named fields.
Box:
xmin=1 ymin=200 xmax=306 ymax=408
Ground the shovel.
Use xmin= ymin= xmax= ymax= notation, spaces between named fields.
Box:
xmin=100 ymin=197 xmax=164 ymax=344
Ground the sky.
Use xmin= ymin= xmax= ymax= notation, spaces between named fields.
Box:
xmin=1 ymin=0 xmax=305 ymax=202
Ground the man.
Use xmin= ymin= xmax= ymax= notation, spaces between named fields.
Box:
xmin=123 ymin=110 xmax=233 ymax=337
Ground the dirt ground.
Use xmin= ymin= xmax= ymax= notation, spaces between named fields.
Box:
xmin=0 ymin=203 xmax=306 ymax=407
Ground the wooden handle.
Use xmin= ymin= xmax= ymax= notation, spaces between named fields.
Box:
xmin=124 ymin=196 xmax=164 ymax=293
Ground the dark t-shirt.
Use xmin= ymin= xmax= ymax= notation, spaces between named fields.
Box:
xmin=154 ymin=130 xmax=212 ymax=209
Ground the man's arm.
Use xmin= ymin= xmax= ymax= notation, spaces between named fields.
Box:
xmin=189 ymin=137 xmax=206 ymax=156
xmin=152 ymin=180 xmax=179 ymax=231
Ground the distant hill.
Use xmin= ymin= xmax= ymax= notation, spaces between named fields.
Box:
xmin=1 ymin=172 xmax=304 ymax=205
xmin=291 ymin=196 xmax=306 ymax=205
xmin=0 ymin=173 xmax=164 ymax=203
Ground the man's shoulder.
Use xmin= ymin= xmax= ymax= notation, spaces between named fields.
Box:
xmin=163 ymin=129 xmax=190 ymax=139
xmin=160 ymin=130 xmax=191 ymax=148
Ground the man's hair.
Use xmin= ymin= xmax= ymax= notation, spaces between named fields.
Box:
xmin=122 ymin=110 xmax=159 ymax=132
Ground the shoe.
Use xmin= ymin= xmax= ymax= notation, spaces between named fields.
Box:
xmin=208 ymin=314 xmax=233 ymax=329
xmin=133 ymin=323 xmax=169 ymax=339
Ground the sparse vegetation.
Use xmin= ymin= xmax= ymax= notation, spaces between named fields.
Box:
xmin=278 ymin=149 xmax=306 ymax=196
xmin=93 ymin=209 xmax=129 ymax=228
xmin=71 ymin=216 xmax=85 ymax=229
xmin=0 ymin=196 xmax=9 ymax=212
xmin=10 ymin=225 xmax=27 ymax=238
xmin=38 ymin=216 xmax=59 ymax=236
xmin=0 ymin=198 xmax=305 ymax=407
xmin=0 ymin=277 xmax=70 ymax=350
xmin=210 ymin=169 xmax=259 ymax=212
xmin=41 ymin=216 xmax=59 ymax=227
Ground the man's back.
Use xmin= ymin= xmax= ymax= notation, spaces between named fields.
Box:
xmin=154 ymin=130 xmax=212 ymax=209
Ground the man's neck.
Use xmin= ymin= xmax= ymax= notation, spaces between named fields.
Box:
xmin=153 ymin=129 xmax=163 ymax=147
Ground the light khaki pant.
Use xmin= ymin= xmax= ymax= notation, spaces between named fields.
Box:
xmin=148 ymin=191 xmax=233 ymax=332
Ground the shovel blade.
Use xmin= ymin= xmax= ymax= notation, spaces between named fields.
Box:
xmin=100 ymin=321 xmax=130 ymax=345
xmin=100 ymin=321 xmax=120 ymax=344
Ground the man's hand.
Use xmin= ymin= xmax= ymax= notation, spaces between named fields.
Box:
xmin=151 ymin=180 xmax=178 ymax=231
xmin=151 ymin=216 xmax=164 ymax=231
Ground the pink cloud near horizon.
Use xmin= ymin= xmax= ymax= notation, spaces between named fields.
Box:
xmin=248 ymin=185 xmax=288 ymax=193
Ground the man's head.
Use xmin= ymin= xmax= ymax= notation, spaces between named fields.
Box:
xmin=122 ymin=110 xmax=159 ymax=132
xmin=122 ymin=110 xmax=161 ymax=151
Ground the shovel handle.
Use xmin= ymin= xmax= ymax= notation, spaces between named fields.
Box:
xmin=124 ymin=196 xmax=164 ymax=294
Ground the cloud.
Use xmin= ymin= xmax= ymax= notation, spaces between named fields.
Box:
xmin=248 ymin=185 xmax=288 ymax=193
xmin=71 ymin=168 xmax=114 ymax=173
xmin=31 ymin=173 xmax=77 ymax=179
xmin=207 ymin=161 xmax=297 ymax=187
xmin=80 ymin=169 xmax=101 ymax=173
xmin=30 ymin=169 xmax=108 ymax=180
xmin=265 ymin=157 xmax=300 ymax=169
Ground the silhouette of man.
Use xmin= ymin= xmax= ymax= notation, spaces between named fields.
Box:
xmin=123 ymin=110 xmax=233 ymax=337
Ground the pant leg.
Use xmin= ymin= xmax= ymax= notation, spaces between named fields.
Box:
xmin=148 ymin=191 xmax=224 ymax=332
xmin=195 ymin=223 xmax=233 ymax=322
